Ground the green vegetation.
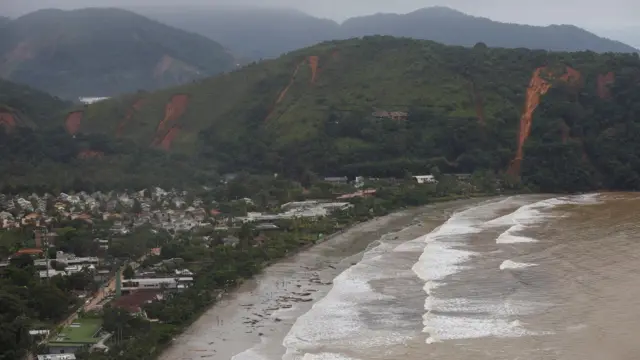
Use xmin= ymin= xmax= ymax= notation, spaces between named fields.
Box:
xmin=0 ymin=127 xmax=218 ymax=193
xmin=0 ymin=78 xmax=70 ymax=127
xmin=0 ymin=8 xmax=236 ymax=99
xmin=69 ymin=36 xmax=640 ymax=193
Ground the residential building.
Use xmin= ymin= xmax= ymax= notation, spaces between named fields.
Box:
xmin=323 ymin=176 xmax=348 ymax=184
xmin=121 ymin=277 xmax=194 ymax=294
xmin=413 ymin=175 xmax=437 ymax=184
xmin=37 ymin=355 xmax=76 ymax=360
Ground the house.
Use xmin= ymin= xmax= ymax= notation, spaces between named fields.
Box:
xmin=112 ymin=290 xmax=163 ymax=315
xmin=37 ymin=355 xmax=76 ymax=360
xmin=121 ymin=277 xmax=193 ymax=294
xmin=222 ymin=236 xmax=240 ymax=247
xmin=413 ymin=175 xmax=437 ymax=184
xmin=323 ymin=176 xmax=348 ymax=184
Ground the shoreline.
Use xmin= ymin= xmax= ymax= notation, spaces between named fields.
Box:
xmin=158 ymin=198 xmax=489 ymax=360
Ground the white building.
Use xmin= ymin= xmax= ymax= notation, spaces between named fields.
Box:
xmin=121 ymin=277 xmax=194 ymax=293
xmin=38 ymin=355 xmax=76 ymax=360
xmin=413 ymin=175 xmax=437 ymax=184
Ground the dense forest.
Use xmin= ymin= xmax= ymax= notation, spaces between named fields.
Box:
xmin=45 ymin=36 xmax=640 ymax=193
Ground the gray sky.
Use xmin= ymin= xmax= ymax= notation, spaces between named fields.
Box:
xmin=1 ymin=0 xmax=638 ymax=27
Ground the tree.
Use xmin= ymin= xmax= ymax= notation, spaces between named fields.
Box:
xmin=132 ymin=199 xmax=142 ymax=214
xmin=122 ymin=265 xmax=135 ymax=280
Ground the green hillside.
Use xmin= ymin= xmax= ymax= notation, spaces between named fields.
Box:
xmin=27 ymin=36 xmax=640 ymax=192
xmin=0 ymin=78 xmax=70 ymax=130
xmin=0 ymin=80 xmax=215 ymax=193
xmin=0 ymin=8 xmax=236 ymax=99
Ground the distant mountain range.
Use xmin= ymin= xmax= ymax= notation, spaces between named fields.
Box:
xmin=136 ymin=6 xmax=639 ymax=60
xmin=0 ymin=8 xmax=236 ymax=99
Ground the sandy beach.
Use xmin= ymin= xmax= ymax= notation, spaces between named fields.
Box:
xmin=158 ymin=199 xmax=482 ymax=360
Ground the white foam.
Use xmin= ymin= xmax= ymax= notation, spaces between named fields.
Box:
xmin=426 ymin=297 xmax=543 ymax=316
xmin=411 ymin=197 xmax=562 ymax=344
xmin=231 ymin=347 xmax=270 ymax=360
xmin=425 ymin=316 xmax=533 ymax=343
xmin=301 ymin=353 xmax=361 ymax=360
xmin=499 ymin=260 xmax=538 ymax=270
xmin=282 ymin=241 xmax=410 ymax=359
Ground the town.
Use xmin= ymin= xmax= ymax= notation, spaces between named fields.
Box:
xmin=0 ymin=171 xmax=506 ymax=359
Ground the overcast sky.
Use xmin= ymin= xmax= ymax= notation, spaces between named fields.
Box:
xmin=1 ymin=0 xmax=638 ymax=28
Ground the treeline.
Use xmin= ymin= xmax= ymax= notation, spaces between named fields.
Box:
xmin=0 ymin=127 xmax=218 ymax=193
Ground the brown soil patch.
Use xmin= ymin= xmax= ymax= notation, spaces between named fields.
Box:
xmin=508 ymin=66 xmax=582 ymax=175
xmin=65 ymin=111 xmax=83 ymax=135
xmin=597 ymin=72 xmax=615 ymax=99
xmin=117 ymin=98 xmax=146 ymax=137
xmin=154 ymin=55 xmax=175 ymax=79
xmin=152 ymin=94 xmax=189 ymax=149
xmin=78 ymin=150 xmax=104 ymax=159
xmin=0 ymin=112 xmax=16 ymax=133
xmin=468 ymin=80 xmax=485 ymax=125
xmin=160 ymin=127 xmax=180 ymax=150
xmin=308 ymin=56 xmax=319 ymax=84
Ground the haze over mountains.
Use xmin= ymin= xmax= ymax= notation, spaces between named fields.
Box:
xmin=136 ymin=6 xmax=638 ymax=60
xmin=0 ymin=8 xmax=236 ymax=99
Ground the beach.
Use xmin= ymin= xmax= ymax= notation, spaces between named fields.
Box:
xmin=158 ymin=199 xmax=481 ymax=360
xmin=159 ymin=193 xmax=640 ymax=360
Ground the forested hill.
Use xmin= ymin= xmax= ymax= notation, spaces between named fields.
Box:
xmin=138 ymin=6 xmax=638 ymax=60
xmin=0 ymin=8 xmax=236 ymax=99
xmin=61 ymin=36 xmax=640 ymax=193
xmin=0 ymin=78 xmax=70 ymax=130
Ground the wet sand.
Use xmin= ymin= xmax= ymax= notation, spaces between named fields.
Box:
xmin=158 ymin=199 xmax=483 ymax=360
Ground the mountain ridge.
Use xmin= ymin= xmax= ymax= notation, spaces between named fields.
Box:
xmin=135 ymin=6 xmax=638 ymax=60
xmin=0 ymin=8 xmax=237 ymax=99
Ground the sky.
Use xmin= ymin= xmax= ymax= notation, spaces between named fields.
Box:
xmin=1 ymin=0 xmax=639 ymax=28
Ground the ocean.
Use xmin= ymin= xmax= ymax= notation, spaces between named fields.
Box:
xmin=279 ymin=193 xmax=640 ymax=360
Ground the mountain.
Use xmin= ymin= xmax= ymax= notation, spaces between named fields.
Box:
xmin=0 ymin=8 xmax=237 ymax=100
xmin=63 ymin=36 xmax=640 ymax=193
xmin=135 ymin=6 xmax=340 ymax=60
xmin=135 ymin=6 xmax=638 ymax=61
xmin=341 ymin=7 xmax=638 ymax=53
xmin=0 ymin=78 xmax=70 ymax=131
xmin=590 ymin=26 xmax=640 ymax=50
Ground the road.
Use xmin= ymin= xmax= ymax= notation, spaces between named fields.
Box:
xmin=46 ymin=252 xmax=151 ymax=340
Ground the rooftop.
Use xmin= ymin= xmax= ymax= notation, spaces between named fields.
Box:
xmin=48 ymin=318 xmax=102 ymax=346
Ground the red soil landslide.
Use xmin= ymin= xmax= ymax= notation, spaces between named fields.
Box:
xmin=264 ymin=60 xmax=305 ymax=122
xmin=160 ymin=127 xmax=180 ymax=150
xmin=117 ymin=98 xmax=146 ymax=137
xmin=65 ymin=111 xmax=83 ymax=135
xmin=597 ymin=72 xmax=615 ymax=99
xmin=152 ymin=94 xmax=188 ymax=149
xmin=78 ymin=150 xmax=104 ymax=159
xmin=308 ymin=56 xmax=319 ymax=84
xmin=469 ymin=81 xmax=485 ymax=125
xmin=508 ymin=66 xmax=581 ymax=175
xmin=0 ymin=112 xmax=17 ymax=133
